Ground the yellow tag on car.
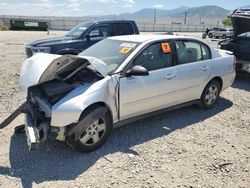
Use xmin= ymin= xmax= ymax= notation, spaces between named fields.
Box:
xmin=161 ymin=42 xmax=171 ymax=53
xmin=120 ymin=47 xmax=132 ymax=55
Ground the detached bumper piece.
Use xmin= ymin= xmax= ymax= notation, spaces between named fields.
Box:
xmin=236 ymin=60 xmax=250 ymax=74
xmin=0 ymin=102 xmax=50 ymax=150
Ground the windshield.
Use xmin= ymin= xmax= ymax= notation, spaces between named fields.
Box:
xmin=79 ymin=39 xmax=140 ymax=74
xmin=238 ymin=32 xmax=250 ymax=37
xmin=66 ymin=22 xmax=93 ymax=37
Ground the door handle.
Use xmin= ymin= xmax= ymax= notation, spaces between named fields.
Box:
xmin=201 ymin=66 xmax=210 ymax=72
xmin=165 ymin=74 xmax=176 ymax=80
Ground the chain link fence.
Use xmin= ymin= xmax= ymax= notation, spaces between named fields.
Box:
xmin=0 ymin=16 xmax=227 ymax=32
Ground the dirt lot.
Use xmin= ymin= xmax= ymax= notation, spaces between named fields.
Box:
xmin=0 ymin=31 xmax=249 ymax=188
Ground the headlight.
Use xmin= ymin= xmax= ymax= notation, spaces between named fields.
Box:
xmin=31 ymin=47 xmax=51 ymax=54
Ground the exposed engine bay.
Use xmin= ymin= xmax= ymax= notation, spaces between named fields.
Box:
xmin=29 ymin=66 xmax=103 ymax=106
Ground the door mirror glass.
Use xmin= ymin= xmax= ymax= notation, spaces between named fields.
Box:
xmin=89 ymin=30 xmax=100 ymax=37
xmin=126 ymin=65 xmax=149 ymax=77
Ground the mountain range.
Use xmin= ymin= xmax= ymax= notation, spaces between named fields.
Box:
xmin=120 ymin=6 xmax=230 ymax=19
xmin=88 ymin=5 xmax=250 ymax=24
xmin=2 ymin=5 xmax=250 ymax=25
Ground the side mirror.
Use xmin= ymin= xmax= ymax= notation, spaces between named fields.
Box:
xmin=126 ymin=65 xmax=149 ymax=77
xmin=89 ymin=30 xmax=99 ymax=37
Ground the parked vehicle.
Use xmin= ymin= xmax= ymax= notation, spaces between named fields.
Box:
xmin=208 ymin=28 xmax=234 ymax=39
xmin=10 ymin=19 xmax=49 ymax=31
xmin=0 ymin=35 xmax=236 ymax=152
xmin=220 ymin=9 xmax=250 ymax=74
xmin=25 ymin=20 xmax=139 ymax=57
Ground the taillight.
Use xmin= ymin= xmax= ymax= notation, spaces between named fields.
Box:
xmin=233 ymin=56 xmax=237 ymax=68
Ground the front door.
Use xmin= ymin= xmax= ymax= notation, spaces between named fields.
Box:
xmin=119 ymin=41 xmax=178 ymax=120
xmin=81 ymin=23 xmax=112 ymax=51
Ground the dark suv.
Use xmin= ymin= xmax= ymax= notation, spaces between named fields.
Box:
xmin=220 ymin=9 xmax=250 ymax=74
xmin=25 ymin=20 xmax=139 ymax=57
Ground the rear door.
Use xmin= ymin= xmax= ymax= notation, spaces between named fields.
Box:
xmin=112 ymin=23 xmax=135 ymax=35
xmin=172 ymin=39 xmax=213 ymax=102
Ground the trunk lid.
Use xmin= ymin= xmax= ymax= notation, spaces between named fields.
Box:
xmin=20 ymin=53 xmax=107 ymax=90
xmin=229 ymin=9 xmax=250 ymax=36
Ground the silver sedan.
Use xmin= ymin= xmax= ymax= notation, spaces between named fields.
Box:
xmin=1 ymin=35 xmax=236 ymax=152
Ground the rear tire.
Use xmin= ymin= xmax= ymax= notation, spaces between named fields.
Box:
xmin=199 ymin=80 xmax=221 ymax=109
xmin=66 ymin=105 xmax=113 ymax=153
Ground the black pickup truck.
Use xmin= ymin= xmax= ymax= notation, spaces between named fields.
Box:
xmin=25 ymin=20 xmax=139 ymax=57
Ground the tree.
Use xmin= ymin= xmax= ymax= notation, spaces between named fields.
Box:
xmin=223 ymin=18 xmax=232 ymax=26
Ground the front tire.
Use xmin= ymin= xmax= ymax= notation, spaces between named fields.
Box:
xmin=222 ymin=34 xmax=227 ymax=39
xmin=66 ymin=105 xmax=113 ymax=153
xmin=208 ymin=33 xmax=213 ymax=38
xmin=199 ymin=80 xmax=221 ymax=109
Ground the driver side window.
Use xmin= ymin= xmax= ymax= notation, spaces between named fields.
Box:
xmin=133 ymin=42 xmax=173 ymax=71
xmin=90 ymin=24 xmax=111 ymax=37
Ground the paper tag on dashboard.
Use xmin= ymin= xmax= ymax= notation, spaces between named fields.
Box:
xmin=120 ymin=47 xmax=132 ymax=54
xmin=120 ymin=43 xmax=137 ymax=48
xmin=161 ymin=42 xmax=171 ymax=53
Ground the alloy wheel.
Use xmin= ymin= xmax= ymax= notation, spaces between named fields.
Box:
xmin=205 ymin=85 xmax=218 ymax=105
xmin=79 ymin=118 xmax=106 ymax=146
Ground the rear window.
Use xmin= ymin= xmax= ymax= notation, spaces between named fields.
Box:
xmin=113 ymin=23 xmax=134 ymax=35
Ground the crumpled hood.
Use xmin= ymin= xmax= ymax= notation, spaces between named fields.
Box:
xmin=229 ymin=9 xmax=250 ymax=36
xmin=19 ymin=53 xmax=107 ymax=90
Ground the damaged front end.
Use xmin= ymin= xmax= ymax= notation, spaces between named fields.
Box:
xmin=0 ymin=53 xmax=108 ymax=150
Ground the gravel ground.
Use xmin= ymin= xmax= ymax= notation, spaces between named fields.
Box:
xmin=0 ymin=31 xmax=249 ymax=188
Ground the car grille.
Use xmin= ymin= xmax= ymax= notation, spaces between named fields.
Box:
xmin=25 ymin=47 xmax=33 ymax=58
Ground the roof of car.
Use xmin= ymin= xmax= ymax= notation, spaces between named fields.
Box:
xmin=94 ymin=20 xmax=136 ymax=24
xmin=109 ymin=34 xmax=193 ymax=43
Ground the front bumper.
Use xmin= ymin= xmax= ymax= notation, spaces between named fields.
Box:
xmin=25 ymin=46 xmax=33 ymax=58
xmin=0 ymin=102 xmax=50 ymax=150
xmin=25 ymin=113 xmax=41 ymax=150
xmin=25 ymin=46 xmax=51 ymax=58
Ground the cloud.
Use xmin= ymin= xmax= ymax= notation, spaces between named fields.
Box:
xmin=0 ymin=0 xmax=132 ymax=16
xmin=153 ymin=4 xmax=164 ymax=8
xmin=122 ymin=0 xmax=135 ymax=8
xmin=68 ymin=0 xmax=81 ymax=11
xmin=96 ymin=0 xmax=117 ymax=3
xmin=40 ymin=0 xmax=50 ymax=3
xmin=0 ymin=2 xmax=66 ymax=16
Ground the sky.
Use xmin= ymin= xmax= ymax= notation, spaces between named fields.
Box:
xmin=0 ymin=0 xmax=249 ymax=16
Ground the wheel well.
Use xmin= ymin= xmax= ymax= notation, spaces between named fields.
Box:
xmin=211 ymin=77 xmax=223 ymax=89
xmin=80 ymin=102 xmax=113 ymax=123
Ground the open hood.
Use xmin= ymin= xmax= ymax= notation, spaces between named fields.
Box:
xmin=20 ymin=53 xmax=107 ymax=90
xmin=229 ymin=9 xmax=250 ymax=36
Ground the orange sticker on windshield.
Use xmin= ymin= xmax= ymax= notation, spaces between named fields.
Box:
xmin=120 ymin=47 xmax=132 ymax=55
xmin=161 ymin=42 xmax=171 ymax=53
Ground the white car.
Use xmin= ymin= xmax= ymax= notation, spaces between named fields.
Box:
xmin=208 ymin=28 xmax=234 ymax=39
xmin=0 ymin=35 xmax=236 ymax=152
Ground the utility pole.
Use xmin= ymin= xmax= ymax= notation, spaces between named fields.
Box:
xmin=154 ymin=8 xmax=156 ymax=24
xmin=184 ymin=11 xmax=187 ymax=25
